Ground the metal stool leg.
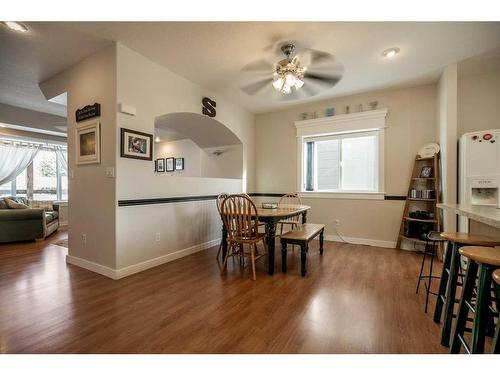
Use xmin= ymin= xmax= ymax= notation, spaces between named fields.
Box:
xmin=441 ymin=242 xmax=461 ymax=347
xmin=493 ymin=281 xmax=500 ymax=354
xmin=424 ymin=241 xmax=437 ymax=313
xmin=471 ymin=264 xmax=493 ymax=353
xmin=416 ymin=239 xmax=430 ymax=294
xmin=434 ymin=241 xmax=453 ymax=323
xmin=450 ymin=259 xmax=478 ymax=353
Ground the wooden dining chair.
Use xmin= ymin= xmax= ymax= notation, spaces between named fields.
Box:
xmin=220 ymin=194 xmax=267 ymax=280
xmin=278 ymin=193 xmax=303 ymax=235
xmin=215 ymin=193 xmax=229 ymax=260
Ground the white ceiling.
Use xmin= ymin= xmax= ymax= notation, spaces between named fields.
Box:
xmin=1 ymin=22 xmax=500 ymax=119
xmin=0 ymin=22 xmax=109 ymax=117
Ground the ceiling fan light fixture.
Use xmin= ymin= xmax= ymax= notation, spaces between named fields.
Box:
xmin=272 ymin=76 xmax=284 ymax=90
xmin=281 ymin=84 xmax=291 ymax=95
xmin=294 ymin=78 xmax=304 ymax=89
xmin=382 ymin=47 xmax=400 ymax=58
xmin=285 ymin=73 xmax=296 ymax=87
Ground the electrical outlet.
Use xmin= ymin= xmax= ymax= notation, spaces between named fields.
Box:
xmin=82 ymin=234 xmax=87 ymax=246
xmin=155 ymin=232 xmax=161 ymax=242
xmin=335 ymin=219 xmax=341 ymax=226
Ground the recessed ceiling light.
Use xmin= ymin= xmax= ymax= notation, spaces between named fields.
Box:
xmin=2 ymin=21 xmax=28 ymax=33
xmin=154 ymin=136 xmax=160 ymax=143
xmin=382 ymin=47 xmax=400 ymax=58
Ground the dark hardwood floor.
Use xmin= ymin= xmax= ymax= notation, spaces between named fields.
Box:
xmin=0 ymin=230 xmax=447 ymax=353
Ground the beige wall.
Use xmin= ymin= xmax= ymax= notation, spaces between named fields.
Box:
xmin=255 ymin=84 xmax=437 ymax=247
xmin=40 ymin=44 xmax=118 ymax=268
xmin=458 ymin=69 xmax=500 ymax=136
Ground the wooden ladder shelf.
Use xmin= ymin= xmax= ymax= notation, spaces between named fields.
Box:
xmin=396 ymin=153 xmax=442 ymax=250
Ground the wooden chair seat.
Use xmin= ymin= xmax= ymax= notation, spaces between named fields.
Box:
xmin=440 ymin=232 xmax=500 ymax=246
xmin=493 ymin=269 xmax=500 ymax=285
xmin=229 ymin=232 xmax=266 ymax=244
xmin=280 ymin=223 xmax=325 ymax=277
xmin=458 ymin=246 xmax=500 ymax=266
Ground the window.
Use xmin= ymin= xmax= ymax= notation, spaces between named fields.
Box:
xmin=296 ymin=109 xmax=387 ymax=199
xmin=303 ymin=130 xmax=379 ymax=192
xmin=33 ymin=150 xmax=58 ymax=200
xmin=0 ymin=141 xmax=67 ymax=201
xmin=0 ymin=170 xmax=27 ymax=197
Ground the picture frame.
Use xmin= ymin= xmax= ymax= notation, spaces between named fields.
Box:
xmin=175 ymin=157 xmax=184 ymax=171
xmin=120 ymin=128 xmax=153 ymax=161
xmin=155 ymin=158 xmax=165 ymax=172
xmin=166 ymin=157 xmax=175 ymax=172
xmin=420 ymin=166 xmax=433 ymax=178
xmin=76 ymin=121 xmax=100 ymax=165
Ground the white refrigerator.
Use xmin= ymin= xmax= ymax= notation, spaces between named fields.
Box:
xmin=459 ymin=129 xmax=500 ymax=232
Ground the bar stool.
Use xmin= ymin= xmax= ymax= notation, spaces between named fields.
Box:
xmin=416 ymin=231 xmax=446 ymax=313
xmin=433 ymin=232 xmax=500 ymax=347
xmin=492 ymin=269 xmax=500 ymax=354
xmin=450 ymin=246 xmax=500 ymax=353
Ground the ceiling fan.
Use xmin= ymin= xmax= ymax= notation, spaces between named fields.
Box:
xmin=240 ymin=42 xmax=343 ymax=99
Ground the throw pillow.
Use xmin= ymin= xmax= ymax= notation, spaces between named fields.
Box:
xmin=0 ymin=198 xmax=8 ymax=209
xmin=4 ymin=197 xmax=29 ymax=209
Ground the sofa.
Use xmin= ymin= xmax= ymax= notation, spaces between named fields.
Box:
xmin=0 ymin=197 xmax=59 ymax=243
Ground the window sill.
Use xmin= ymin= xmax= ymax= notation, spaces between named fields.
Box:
xmin=298 ymin=191 xmax=386 ymax=200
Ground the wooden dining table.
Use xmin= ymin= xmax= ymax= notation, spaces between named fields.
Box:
xmin=221 ymin=204 xmax=311 ymax=275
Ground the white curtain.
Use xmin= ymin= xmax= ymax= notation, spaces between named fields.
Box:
xmin=55 ymin=147 xmax=68 ymax=175
xmin=0 ymin=143 xmax=40 ymax=186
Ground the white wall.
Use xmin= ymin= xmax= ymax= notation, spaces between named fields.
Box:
xmin=201 ymin=145 xmax=243 ymax=179
xmin=437 ymin=64 xmax=458 ymax=232
xmin=255 ymin=84 xmax=437 ymax=247
xmin=115 ymin=43 xmax=255 ymax=270
xmin=155 ymin=139 xmax=202 ymax=177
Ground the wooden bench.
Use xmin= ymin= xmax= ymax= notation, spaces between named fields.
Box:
xmin=280 ymin=223 xmax=325 ymax=277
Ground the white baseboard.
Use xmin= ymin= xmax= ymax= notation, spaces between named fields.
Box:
xmin=115 ymin=238 xmax=220 ymax=279
xmin=322 ymin=234 xmax=396 ymax=249
xmin=66 ymin=238 xmax=220 ymax=280
xmin=66 ymin=255 xmax=118 ymax=279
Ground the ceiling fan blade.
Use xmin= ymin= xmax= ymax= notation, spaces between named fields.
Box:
xmin=301 ymin=82 xmax=321 ymax=97
xmin=240 ymin=78 xmax=271 ymax=96
xmin=241 ymin=59 xmax=275 ymax=73
xmin=307 ymin=49 xmax=335 ymax=66
xmin=303 ymin=72 xmax=342 ymax=87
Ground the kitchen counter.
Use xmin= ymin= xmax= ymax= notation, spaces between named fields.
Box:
xmin=437 ymin=203 xmax=500 ymax=229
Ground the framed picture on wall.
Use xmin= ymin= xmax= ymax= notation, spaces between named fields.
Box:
xmin=166 ymin=157 xmax=175 ymax=172
xmin=175 ymin=157 xmax=184 ymax=171
xmin=120 ymin=128 xmax=153 ymax=161
xmin=76 ymin=121 xmax=100 ymax=165
xmin=156 ymin=158 xmax=165 ymax=172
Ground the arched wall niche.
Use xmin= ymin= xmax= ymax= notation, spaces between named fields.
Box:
xmin=154 ymin=112 xmax=243 ymax=179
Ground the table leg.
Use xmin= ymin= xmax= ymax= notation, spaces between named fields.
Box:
xmin=221 ymin=224 xmax=228 ymax=260
xmin=266 ymin=221 xmax=277 ymax=275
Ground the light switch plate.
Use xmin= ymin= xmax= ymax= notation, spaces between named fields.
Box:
xmin=105 ymin=167 xmax=115 ymax=178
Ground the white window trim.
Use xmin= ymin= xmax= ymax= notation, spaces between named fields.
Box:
xmin=295 ymin=108 xmax=388 ymax=200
